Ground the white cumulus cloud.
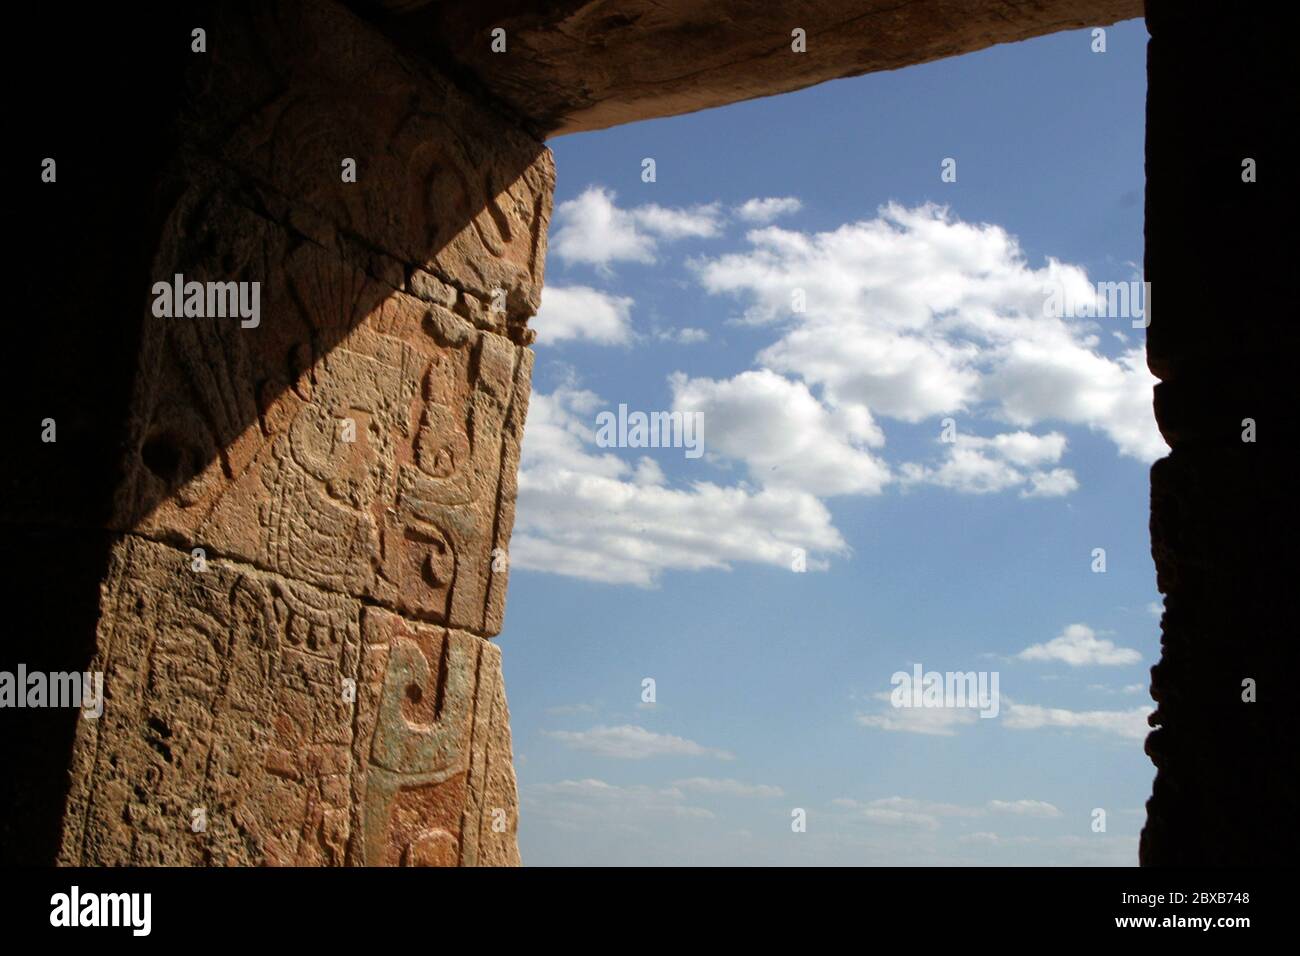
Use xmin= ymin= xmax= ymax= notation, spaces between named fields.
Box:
xmin=1016 ymin=623 xmax=1143 ymax=666
xmin=900 ymin=430 xmax=1077 ymax=497
xmin=735 ymin=196 xmax=803 ymax=223
xmin=533 ymin=284 xmax=634 ymax=345
xmin=514 ymin=201 xmax=1165 ymax=587
xmin=551 ymin=186 xmax=723 ymax=269
xmin=1004 ymin=703 xmax=1153 ymax=739
xmin=513 ymin=384 xmax=848 ymax=586
xmin=671 ymin=369 xmax=890 ymax=496
xmin=691 ymin=202 xmax=1166 ymax=461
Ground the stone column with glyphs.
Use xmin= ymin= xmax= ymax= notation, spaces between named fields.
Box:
xmin=39 ymin=0 xmax=552 ymax=866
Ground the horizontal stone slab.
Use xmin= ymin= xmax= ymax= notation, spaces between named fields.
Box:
xmin=354 ymin=0 xmax=1143 ymax=136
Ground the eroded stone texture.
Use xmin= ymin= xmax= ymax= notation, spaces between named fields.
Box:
xmin=6 ymin=0 xmax=555 ymax=535
xmin=5 ymin=0 xmax=548 ymax=866
xmin=60 ymin=535 xmax=362 ymax=866
xmin=59 ymin=536 xmax=516 ymax=866
xmin=112 ymin=191 xmax=533 ymax=635
xmin=185 ymin=0 xmax=554 ymax=319
xmin=352 ymin=607 xmax=519 ymax=867
xmin=354 ymin=0 xmax=1143 ymax=136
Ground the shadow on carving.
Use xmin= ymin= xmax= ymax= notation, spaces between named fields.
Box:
xmin=5 ymin=0 xmax=542 ymax=865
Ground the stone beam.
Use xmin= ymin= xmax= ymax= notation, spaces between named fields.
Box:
xmin=352 ymin=0 xmax=1143 ymax=136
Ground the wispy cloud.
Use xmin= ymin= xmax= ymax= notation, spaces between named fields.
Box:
xmin=544 ymin=702 xmax=598 ymax=717
xmin=831 ymin=796 xmax=955 ymax=830
xmin=673 ymin=777 xmax=784 ymax=798
xmin=654 ymin=326 xmax=709 ymax=345
xmin=833 ymin=795 xmax=1062 ymax=831
xmin=543 ymin=724 xmax=735 ymax=760
xmin=854 ymin=693 xmax=980 ymax=737
xmin=522 ymin=779 xmax=715 ymax=825
xmin=1004 ymin=703 xmax=1153 ymax=739
xmin=988 ymin=799 xmax=1062 ymax=818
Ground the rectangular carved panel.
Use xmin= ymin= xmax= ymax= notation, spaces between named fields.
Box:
xmin=60 ymin=535 xmax=362 ymax=866
xmin=59 ymin=536 xmax=517 ymax=866
xmin=350 ymin=607 xmax=519 ymax=867
xmin=112 ymin=195 xmax=532 ymax=635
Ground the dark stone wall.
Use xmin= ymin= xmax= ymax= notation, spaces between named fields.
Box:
xmin=3 ymin=2 xmax=197 ymax=866
xmin=1141 ymin=1 xmax=1297 ymax=865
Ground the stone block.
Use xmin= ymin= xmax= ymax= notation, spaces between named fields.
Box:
xmin=182 ymin=0 xmax=554 ymax=316
xmin=59 ymin=535 xmax=516 ymax=866
xmin=110 ymin=193 xmax=532 ymax=634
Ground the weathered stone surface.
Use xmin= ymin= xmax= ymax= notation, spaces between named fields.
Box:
xmin=352 ymin=607 xmax=519 ymax=867
xmin=109 ymin=192 xmax=532 ymax=635
xmin=186 ymin=0 xmax=554 ymax=316
xmin=59 ymin=535 xmax=516 ymax=866
xmin=354 ymin=0 xmax=1143 ymax=136
xmin=59 ymin=535 xmax=362 ymax=865
xmin=7 ymin=0 xmax=539 ymax=866
xmin=6 ymin=0 xmax=555 ymax=532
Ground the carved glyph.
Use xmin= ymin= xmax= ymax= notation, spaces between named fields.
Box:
xmin=113 ymin=197 xmax=532 ymax=635
xmin=59 ymin=537 xmax=517 ymax=866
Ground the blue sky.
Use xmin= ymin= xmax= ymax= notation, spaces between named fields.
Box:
xmin=499 ymin=19 xmax=1158 ymax=865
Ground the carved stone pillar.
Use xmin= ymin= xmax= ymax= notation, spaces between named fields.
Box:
xmin=6 ymin=0 xmax=551 ymax=865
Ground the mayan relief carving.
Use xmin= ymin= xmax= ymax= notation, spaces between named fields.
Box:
xmin=351 ymin=608 xmax=518 ymax=868
xmin=59 ymin=536 xmax=361 ymax=866
xmin=41 ymin=0 xmax=555 ymax=869
xmin=181 ymin=0 xmax=555 ymax=317
xmin=58 ymin=537 xmax=516 ymax=867
xmin=111 ymin=194 xmax=533 ymax=636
